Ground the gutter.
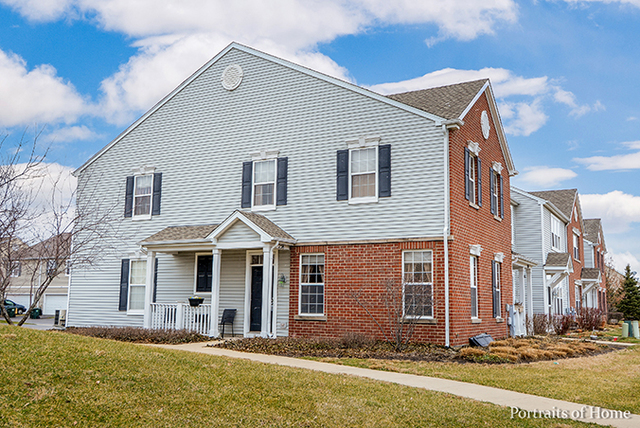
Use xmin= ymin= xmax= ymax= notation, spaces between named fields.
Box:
xmin=442 ymin=121 xmax=455 ymax=348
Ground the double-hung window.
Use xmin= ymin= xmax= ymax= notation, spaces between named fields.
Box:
xmin=470 ymin=255 xmax=478 ymax=318
xmin=492 ymin=260 xmax=502 ymax=318
xmin=134 ymin=175 xmax=153 ymax=216
xmin=125 ymin=170 xmax=162 ymax=219
xmin=403 ymin=251 xmax=433 ymax=318
xmin=299 ymin=254 xmax=324 ymax=316
xmin=128 ymin=260 xmax=147 ymax=312
xmin=336 ymin=138 xmax=391 ymax=203
xmin=253 ymin=160 xmax=276 ymax=208
xmin=9 ymin=261 xmax=21 ymax=277
xmin=350 ymin=147 xmax=377 ymax=200
xmin=551 ymin=217 xmax=563 ymax=250
xmin=573 ymin=233 xmax=580 ymax=261
xmin=464 ymin=144 xmax=482 ymax=206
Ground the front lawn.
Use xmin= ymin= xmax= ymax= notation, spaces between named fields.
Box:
xmin=0 ymin=325 xmax=598 ymax=428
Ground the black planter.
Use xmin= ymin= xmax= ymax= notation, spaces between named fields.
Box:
xmin=188 ymin=298 xmax=204 ymax=307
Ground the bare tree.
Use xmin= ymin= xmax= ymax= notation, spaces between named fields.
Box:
xmin=605 ymin=255 xmax=624 ymax=313
xmin=0 ymin=131 xmax=118 ymax=326
xmin=350 ymin=278 xmax=432 ymax=351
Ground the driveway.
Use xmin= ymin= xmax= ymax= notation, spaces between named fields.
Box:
xmin=8 ymin=315 xmax=57 ymax=330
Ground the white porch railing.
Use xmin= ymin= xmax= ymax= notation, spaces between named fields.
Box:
xmin=149 ymin=303 xmax=212 ymax=336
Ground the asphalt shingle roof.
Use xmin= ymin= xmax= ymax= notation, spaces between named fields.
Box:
xmin=545 ymin=252 xmax=571 ymax=267
xmin=583 ymin=219 xmax=601 ymax=243
xmin=386 ymin=79 xmax=488 ymax=120
xmin=529 ymin=189 xmax=577 ymax=219
xmin=237 ymin=210 xmax=295 ymax=241
xmin=581 ymin=268 xmax=601 ymax=281
xmin=141 ymin=225 xmax=218 ymax=243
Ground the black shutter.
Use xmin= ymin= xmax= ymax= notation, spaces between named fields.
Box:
xmin=124 ymin=176 xmax=134 ymax=218
xmin=464 ymin=148 xmax=470 ymax=201
xmin=492 ymin=261 xmax=498 ymax=318
xmin=378 ymin=144 xmax=391 ymax=198
xmin=490 ymin=169 xmax=496 ymax=215
xmin=276 ymin=157 xmax=288 ymax=206
xmin=119 ymin=259 xmax=130 ymax=311
xmin=476 ymin=157 xmax=482 ymax=207
xmin=152 ymin=258 xmax=158 ymax=303
xmin=499 ymin=173 xmax=504 ymax=219
xmin=241 ymin=161 xmax=252 ymax=208
xmin=336 ymin=150 xmax=349 ymax=201
xmin=152 ymin=172 xmax=162 ymax=216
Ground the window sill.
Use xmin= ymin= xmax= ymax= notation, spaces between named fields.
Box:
xmin=294 ymin=315 xmax=327 ymax=321
xmin=493 ymin=215 xmax=502 ymax=222
xmin=495 ymin=317 xmax=505 ymax=323
xmin=251 ymin=205 xmax=276 ymax=212
xmin=407 ymin=318 xmax=436 ymax=325
xmin=132 ymin=215 xmax=152 ymax=221
xmin=348 ymin=197 xmax=378 ymax=205
xmin=469 ymin=202 xmax=480 ymax=210
xmin=471 ymin=318 xmax=482 ymax=324
xmin=127 ymin=311 xmax=144 ymax=316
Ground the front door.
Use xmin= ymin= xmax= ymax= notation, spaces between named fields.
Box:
xmin=250 ymin=265 xmax=263 ymax=331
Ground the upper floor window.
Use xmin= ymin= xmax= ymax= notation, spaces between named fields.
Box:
xmin=336 ymin=138 xmax=391 ymax=203
xmin=9 ymin=261 xmax=21 ymax=277
xmin=124 ymin=170 xmax=162 ymax=219
xmin=464 ymin=143 xmax=482 ymax=207
xmin=241 ymin=155 xmax=288 ymax=210
xmin=402 ymin=250 xmax=433 ymax=318
xmin=573 ymin=233 xmax=580 ymax=261
xmin=551 ymin=217 xmax=563 ymax=250
xmin=489 ymin=163 xmax=503 ymax=219
xmin=253 ymin=160 xmax=276 ymax=208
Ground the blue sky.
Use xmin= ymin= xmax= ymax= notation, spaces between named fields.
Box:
xmin=1 ymin=0 xmax=639 ymax=272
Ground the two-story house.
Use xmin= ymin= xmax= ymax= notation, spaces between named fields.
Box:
xmin=68 ymin=43 xmax=516 ymax=346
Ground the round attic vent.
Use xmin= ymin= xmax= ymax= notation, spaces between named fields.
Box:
xmin=481 ymin=110 xmax=490 ymax=140
xmin=221 ymin=64 xmax=243 ymax=91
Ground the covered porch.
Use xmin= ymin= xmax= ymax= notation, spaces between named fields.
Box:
xmin=138 ymin=210 xmax=295 ymax=337
xmin=511 ymin=252 xmax=537 ymax=336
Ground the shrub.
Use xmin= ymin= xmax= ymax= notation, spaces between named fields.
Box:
xmin=459 ymin=347 xmax=487 ymax=358
xmin=550 ymin=314 xmax=573 ymax=335
xmin=65 ymin=326 xmax=211 ymax=344
xmin=340 ymin=332 xmax=375 ymax=348
xmin=532 ymin=313 xmax=549 ymax=335
xmin=577 ymin=308 xmax=603 ymax=331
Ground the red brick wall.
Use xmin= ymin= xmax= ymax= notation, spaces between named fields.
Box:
xmin=288 ymin=241 xmax=448 ymax=344
xmin=447 ymin=91 xmax=512 ymax=345
xmin=566 ymin=199 xmax=583 ymax=311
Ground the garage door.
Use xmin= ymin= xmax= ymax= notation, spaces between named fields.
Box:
xmin=6 ymin=294 xmax=31 ymax=308
xmin=43 ymin=295 xmax=68 ymax=315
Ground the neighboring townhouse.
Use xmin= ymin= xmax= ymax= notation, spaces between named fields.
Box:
xmin=511 ymin=188 xmax=572 ymax=318
xmin=5 ymin=234 xmax=71 ymax=315
xmin=68 ymin=42 xmax=516 ymax=346
xmin=582 ymin=218 xmax=607 ymax=313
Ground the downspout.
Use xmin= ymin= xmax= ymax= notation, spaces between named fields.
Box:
xmin=441 ymin=122 xmax=452 ymax=348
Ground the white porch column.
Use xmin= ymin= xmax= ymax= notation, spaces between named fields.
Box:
xmin=143 ymin=251 xmax=156 ymax=329
xmin=271 ymin=248 xmax=278 ymax=338
xmin=210 ymin=249 xmax=221 ymax=337
xmin=527 ymin=267 xmax=534 ymax=317
xmin=261 ymin=245 xmax=273 ymax=338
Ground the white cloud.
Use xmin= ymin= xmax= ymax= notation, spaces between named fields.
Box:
xmin=581 ymin=191 xmax=640 ymax=234
xmin=0 ymin=0 xmax=74 ymax=21
xmin=562 ymin=0 xmax=640 ymax=9
xmin=0 ymin=49 xmax=89 ymax=127
xmin=499 ymin=98 xmax=549 ymax=136
xmin=517 ymin=166 xmax=577 ymax=187
xmin=608 ymin=250 xmax=640 ymax=274
xmin=44 ymin=126 xmax=99 ymax=143
xmin=553 ymin=87 xmax=604 ymax=117
xmin=574 ymin=142 xmax=640 ymax=170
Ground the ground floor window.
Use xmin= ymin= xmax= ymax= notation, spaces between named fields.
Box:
xmin=196 ymin=254 xmax=213 ymax=293
xmin=403 ymin=250 xmax=433 ymax=318
xmin=129 ymin=260 xmax=147 ymax=311
xmin=300 ymin=254 xmax=324 ymax=315
xmin=492 ymin=261 xmax=501 ymax=318
xmin=470 ymin=255 xmax=478 ymax=318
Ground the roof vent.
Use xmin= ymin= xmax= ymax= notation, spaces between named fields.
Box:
xmin=221 ymin=64 xmax=243 ymax=91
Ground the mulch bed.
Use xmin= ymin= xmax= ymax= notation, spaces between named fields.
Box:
xmin=212 ymin=335 xmax=615 ymax=364
xmin=64 ymin=326 xmax=211 ymax=344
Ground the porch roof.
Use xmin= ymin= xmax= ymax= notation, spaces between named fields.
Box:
xmin=545 ymin=252 xmax=571 ymax=268
xmin=512 ymin=251 xmax=538 ymax=267
xmin=234 ymin=210 xmax=295 ymax=242
xmin=141 ymin=224 xmax=218 ymax=243
xmin=581 ymin=267 xmax=601 ymax=282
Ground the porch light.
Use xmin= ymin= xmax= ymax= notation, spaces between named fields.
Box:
xmin=278 ymin=273 xmax=287 ymax=287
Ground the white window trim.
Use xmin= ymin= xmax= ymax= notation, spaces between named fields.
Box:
xmin=127 ymin=258 xmax=147 ymax=315
xmin=402 ymin=250 xmax=434 ymax=319
xmin=298 ymin=253 xmax=325 ymax=317
xmin=64 ymin=261 xmax=70 ymax=277
xmin=551 ymin=217 xmax=563 ymax=251
xmin=193 ymin=252 xmax=213 ymax=295
xmin=251 ymin=159 xmax=277 ymax=212
xmin=573 ymin=233 xmax=580 ymax=261
xmin=132 ymin=172 xmax=154 ymax=221
xmin=470 ymin=255 xmax=478 ymax=319
xmin=493 ymin=261 xmax=502 ymax=319
xmin=469 ymin=244 xmax=482 ymax=257
xmin=348 ymin=146 xmax=378 ymax=204
xmin=9 ymin=261 xmax=21 ymax=277
xmin=467 ymin=141 xmax=481 ymax=156
xmin=469 ymin=151 xmax=477 ymax=205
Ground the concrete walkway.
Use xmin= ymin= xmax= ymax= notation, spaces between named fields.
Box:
xmin=154 ymin=342 xmax=638 ymax=428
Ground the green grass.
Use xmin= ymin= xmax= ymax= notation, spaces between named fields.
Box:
xmin=313 ymin=344 xmax=640 ymax=414
xmin=0 ymin=325 xmax=598 ymax=428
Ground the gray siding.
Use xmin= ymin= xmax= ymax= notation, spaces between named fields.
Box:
xmin=584 ymin=241 xmax=595 ymax=268
xmin=218 ymin=221 xmax=260 ymax=243
xmin=218 ymin=249 xmax=246 ymax=333
xmin=69 ymin=47 xmax=446 ymax=328
xmin=276 ymin=250 xmax=290 ymax=337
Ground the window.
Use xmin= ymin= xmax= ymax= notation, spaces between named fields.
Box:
xmin=464 ymin=145 xmax=482 ymax=206
xmin=575 ymin=285 xmax=581 ymax=311
xmin=403 ymin=251 xmax=433 ymax=318
xmin=65 ymin=261 xmax=70 ymax=276
xmin=336 ymin=142 xmax=391 ymax=202
xmin=46 ymin=260 xmax=57 ymax=276
xmin=551 ymin=217 xmax=563 ymax=250
xmin=490 ymin=169 xmax=503 ymax=218
xmin=573 ymin=233 xmax=580 ymax=261
xmin=128 ymin=260 xmax=147 ymax=311
xmin=253 ymin=160 xmax=276 ymax=207
xmin=300 ymin=254 xmax=324 ymax=315
xmin=470 ymin=255 xmax=478 ymax=318
xmin=124 ymin=172 xmax=162 ymax=219
xmin=9 ymin=261 xmax=21 ymax=277
xmin=492 ymin=261 xmax=501 ymax=318
xmin=195 ymin=255 xmax=213 ymax=293
xmin=241 ymin=157 xmax=288 ymax=210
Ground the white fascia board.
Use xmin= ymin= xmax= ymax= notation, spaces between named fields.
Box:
xmin=208 ymin=211 xmax=271 ymax=243
xmin=74 ymin=42 xmax=446 ymax=176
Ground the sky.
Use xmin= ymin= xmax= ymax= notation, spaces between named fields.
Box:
xmin=0 ymin=0 xmax=639 ymax=273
